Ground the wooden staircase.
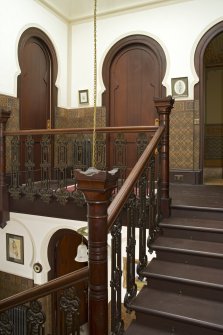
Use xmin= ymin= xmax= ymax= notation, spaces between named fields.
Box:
xmin=125 ymin=201 xmax=223 ymax=334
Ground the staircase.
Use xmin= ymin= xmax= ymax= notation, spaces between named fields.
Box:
xmin=125 ymin=195 xmax=223 ymax=334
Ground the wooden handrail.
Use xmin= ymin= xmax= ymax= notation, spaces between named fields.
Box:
xmin=4 ymin=125 xmax=159 ymax=136
xmin=107 ymin=126 xmax=165 ymax=231
xmin=0 ymin=266 xmax=88 ymax=313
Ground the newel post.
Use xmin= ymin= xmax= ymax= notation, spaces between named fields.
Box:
xmin=74 ymin=167 xmax=119 ymax=335
xmin=154 ymin=96 xmax=174 ymax=218
xmin=0 ymin=109 xmax=11 ymax=228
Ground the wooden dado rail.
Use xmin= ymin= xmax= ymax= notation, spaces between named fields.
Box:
xmin=0 ymin=96 xmax=174 ymax=334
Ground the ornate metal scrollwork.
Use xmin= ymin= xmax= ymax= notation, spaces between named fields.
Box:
xmin=137 ymin=132 xmax=148 ymax=158
xmin=113 ymin=134 xmax=127 ymax=186
xmin=124 ymin=192 xmax=137 ymax=309
xmin=110 ymin=217 xmax=124 ymax=335
xmin=137 ymin=170 xmax=148 ymax=280
xmin=23 ymin=136 xmax=37 ymax=201
xmin=55 ymin=136 xmax=70 ymax=205
xmin=59 ymin=286 xmax=80 ymax=335
xmin=147 ymin=154 xmax=157 ymax=253
xmin=73 ymin=135 xmax=91 ymax=170
xmin=0 ymin=312 xmax=13 ymax=335
xmin=95 ymin=133 xmax=106 ymax=170
xmin=38 ymin=135 xmax=53 ymax=202
xmin=26 ymin=300 xmax=46 ymax=335
xmin=9 ymin=136 xmax=22 ymax=199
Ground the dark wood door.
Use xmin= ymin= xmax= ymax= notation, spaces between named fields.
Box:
xmin=103 ymin=36 xmax=166 ymax=170
xmin=18 ymin=36 xmax=52 ymax=181
xmin=110 ymin=46 xmax=160 ymax=127
xmin=48 ymin=229 xmax=88 ymax=334
xmin=19 ymin=37 xmax=50 ymax=130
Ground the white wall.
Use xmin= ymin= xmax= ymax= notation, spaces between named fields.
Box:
xmin=0 ymin=213 xmax=87 ymax=284
xmin=71 ymin=0 xmax=223 ymax=107
xmin=0 ymin=0 xmax=68 ymax=107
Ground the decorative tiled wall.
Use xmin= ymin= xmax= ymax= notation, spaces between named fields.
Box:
xmin=170 ymin=100 xmax=200 ymax=171
xmin=1 ymin=93 xmax=201 ymax=172
xmin=55 ymin=106 xmax=106 ymax=128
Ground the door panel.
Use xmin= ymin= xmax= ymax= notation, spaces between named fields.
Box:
xmin=104 ymin=37 xmax=166 ymax=171
xmin=20 ymin=37 xmax=50 ymax=130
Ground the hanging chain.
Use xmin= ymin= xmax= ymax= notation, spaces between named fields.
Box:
xmin=92 ymin=0 xmax=97 ymax=167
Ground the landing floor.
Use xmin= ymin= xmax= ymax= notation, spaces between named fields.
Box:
xmin=170 ymin=183 xmax=223 ymax=210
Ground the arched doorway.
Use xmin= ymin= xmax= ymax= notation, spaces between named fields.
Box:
xmin=102 ymin=34 xmax=166 ymax=170
xmin=195 ymin=21 xmax=223 ymax=185
xmin=18 ymin=27 xmax=58 ymax=130
xmin=17 ymin=28 xmax=58 ymax=181
xmin=48 ymin=229 xmax=88 ymax=334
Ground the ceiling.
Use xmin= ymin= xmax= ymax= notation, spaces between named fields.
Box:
xmin=37 ymin=0 xmax=187 ymax=23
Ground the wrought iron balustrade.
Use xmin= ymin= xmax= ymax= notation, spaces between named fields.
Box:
xmin=4 ymin=126 xmax=158 ymax=207
xmin=0 ymin=267 xmax=88 ymax=335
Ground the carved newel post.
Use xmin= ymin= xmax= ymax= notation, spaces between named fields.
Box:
xmin=74 ymin=167 xmax=119 ymax=335
xmin=154 ymin=96 xmax=174 ymax=218
xmin=0 ymin=109 xmax=11 ymax=228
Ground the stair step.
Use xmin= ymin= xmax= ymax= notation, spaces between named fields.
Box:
xmin=152 ymin=236 xmax=223 ymax=258
xmin=130 ymin=286 xmax=223 ymax=332
xmin=125 ymin=320 xmax=171 ymax=335
xmin=159 ymin=217 xmax=223 ymax=232
xmin=142 ymin=259 xmax=223 ymax=290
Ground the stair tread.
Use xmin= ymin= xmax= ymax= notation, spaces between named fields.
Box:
xmin=160 ymin=217 xmax=223 ymax=232
xmin=143 ymin=259 xmax=223 ymax=288
xmin=130 ymin=286 xmax=223 ymax=330
xmin=152 ymin=236 xmax=223 ymax=257
xmin=125 ymin=320 xmax=171 ymax=335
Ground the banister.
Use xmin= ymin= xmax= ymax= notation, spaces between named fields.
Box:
xmin=4 ymin=125 xmax=158 ymax=136
xmin=107 ymin=126 xmax=165 ymax=230
xmin=0 ymin=266 xmax=88 ymax=313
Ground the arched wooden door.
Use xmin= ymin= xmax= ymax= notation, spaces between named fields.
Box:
xmin=195 ymin=22 xmax=223 ymax=184
xmin=17 ymin=28 xmax=58 ymax=180
xmin=48 ymin=229 xmax=88 ymax=334
xmin=102 ymin=35 xmax=166 ymax=170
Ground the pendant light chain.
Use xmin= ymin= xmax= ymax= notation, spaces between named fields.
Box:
xmin=92 ymin=0 xmax=97 ymax=167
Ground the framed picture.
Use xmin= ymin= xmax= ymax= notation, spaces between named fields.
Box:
xmin=6 ymin=233 xmax=24 ymax=264
xmin=171 ymin=77 xmax=188 ymax=98
xmin=78 ymin=89 xmax=89 ymax=104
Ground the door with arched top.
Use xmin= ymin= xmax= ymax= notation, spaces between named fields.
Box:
xmin=17 ymin=28 xmax=58 ymax=181
xmin=102 ymin=35 xmax=166 ymax=170
xmin=195 ymin=21 xmax=223 ymax=184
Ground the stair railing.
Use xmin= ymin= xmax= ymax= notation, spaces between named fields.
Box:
xmin=0 ymin=267 xmax=88 ymax=334
xmin=75 ymin=97 xmax=174 ymax=335
xmin=0 ymin=96 xmax=173 ymax=335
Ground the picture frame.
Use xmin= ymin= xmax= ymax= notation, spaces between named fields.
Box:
xmin=78 ymin=89 xmax=89 ymax=104
xmin=171 ymin=77 xmax=188 ymax=98
xmin=6 ymin=233 xmax=24 ymax=264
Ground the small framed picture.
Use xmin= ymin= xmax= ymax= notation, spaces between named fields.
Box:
xmin=171 ymin=77 xmax=188 ymax=98
xmin=6 ymin=233 xmax=24 ymax=264
xmin=78 ymin=90 xmax=89 ymax=104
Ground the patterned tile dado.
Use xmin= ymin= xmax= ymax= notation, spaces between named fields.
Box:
xmin=0 ymin=94 xmax=20 ymax=173
xmin=55 ymin=107 xmax=106 ymax=129
xmin=170 ymin=100 xmax=199 ymax=170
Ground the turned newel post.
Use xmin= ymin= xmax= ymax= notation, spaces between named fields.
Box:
xmin=0 ymin=109 xmax=11 ymax=228
xmin=154 ymin=96 xmax=174 ymax=218
xmin=74 ymin=167 xmax=119 ymax=335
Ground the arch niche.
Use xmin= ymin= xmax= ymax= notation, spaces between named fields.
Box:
xmin=195 ymin=21 xmax=223 ymax=183
xmin=102 ymin=34 xmax=167 ymax=127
